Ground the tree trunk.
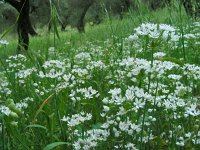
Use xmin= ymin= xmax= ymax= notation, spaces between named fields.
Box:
xmin=119 ymin=0 xmax=132 ymax=19
xmin=195 ymin=1 xmax=200 ymax=18
xmin=17 ymin=0 xmax=30 ymax=52
xmin=5 ymin=0 xmax=37 ymax=52
xmin=77 ymin=1 xmax=94 ymax=33
xmin=149 ymin=0 xmax=171 ymax=10
xmin=182 ymin=0 xmax=194 ymax=16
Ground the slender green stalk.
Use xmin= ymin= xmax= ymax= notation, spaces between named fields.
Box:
xmin=54 ymin=93 xmax=66 ymax=146
xmin=1 ymin=118 xmax=5 ymax=150
xmin=178 ymin=1 xmax=186 ymax=61
xmin=140 ymin=98 xmax=147 ymax=150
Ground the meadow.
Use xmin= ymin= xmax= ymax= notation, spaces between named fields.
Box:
xmin=0 ymin=5 xmax=200 ymax=150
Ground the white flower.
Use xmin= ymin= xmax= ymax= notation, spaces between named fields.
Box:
xmin=15 ymin=68 xmax=36 ymax=79
xmin=184 ymin=34 xmax=196 ymax=39
xmin=77 ymin=87 xmax=99 ymax=99
xmin=73 ymin=142 xmax=81 ymax=150
xmin=61 ymin=115 xmax=68 ymax=122
xmin=133 ymin=98 xmax=145 ymax=112
xmin=117 ymin=106 xmax=127 ymax=116
xmin=185 ymin=132 xmax=192 ymax=138
xmin=0 ymin=106 xmax=11 ymax=116
xmin=87 ymin=60 xmax=106 ymax=70
xmin=149 ymin=30 xmax=160 ymax=38
xmin=61 ymin=112 xmax=92 ymax=127
xmin=75 ymin=52 xmax=91 ymax=61
xmin=159 ymin=24 xmax=176 ymax=32
xmin=72 ymin=68 xmax=88 ymax=77
xmin=103 ymin=106 xmax=110 ymax=112
xmin=127 ymin=34 xmax=139 ymax=41
xmin=42 ymin=60 xmax=66 ymax=78
xmin=113 ymin=127 xmax=120 ymax=137
xmin=176 ymin=137 xmax=185 ymax=146
xmin=128 ymin=23 xmax=178 ymax=41
xmin=125 ymin=88 xmax=135 ymax=101
xmin=170 ymin=33 xmax=180 ymax=42
xmin=48 ymin=47 xmax=55 ymax=51
xmin=185 ymin=104 xmax=200 ymax=117
xmin=153 ymin=52 xmax=166 ymax=58
xmin=0 ymin=39 xmax=9 ymax=45
xmin=119 ymin=121 xmax=130 ymax=132
xmin=195 ymin=41 xmax=200 ymax=45
xmin=102 ymin=98 xmax=109 ymax=104
xmin=130 ymin=123 xmax=141 ymax=133
xmin=125 ymin=143 xmax=138 ymax=150
xmin=168 ymin=74 xmax=182 ymax=80
xmin=193 ymin=22 xmax=200 ymax=27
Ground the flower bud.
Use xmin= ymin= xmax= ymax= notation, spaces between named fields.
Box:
xmin=10 ymin=121 xmax=18 ymax=127
xmin=6 ymin=98 xmax=14 ymax=105
xmin=194 ymin=125 xmax=199 ymax=131
xmin=8 ymin=103 xmax=16 ymax=111
xmin=9 ymin=112 xmax=19 ymax=119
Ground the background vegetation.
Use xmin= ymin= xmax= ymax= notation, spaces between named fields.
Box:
xmin=0 ymin=0 xmax=200 ymax=150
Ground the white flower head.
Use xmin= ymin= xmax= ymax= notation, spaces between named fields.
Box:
xmin=0 ymin=39 xmax=9 ymax=45
xmin=127 ymin=34 xmax=139 ymax=41
xmin=0 ymin=106 xmax=11 ymax=116
xmin=153 ymin=52 xmax=166 ymax=59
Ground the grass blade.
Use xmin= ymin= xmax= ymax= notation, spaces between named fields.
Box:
xmin=26 ymin=124 xmax=48 ymax=131
xmin=43 ymin=142 xmax=68 ymax=150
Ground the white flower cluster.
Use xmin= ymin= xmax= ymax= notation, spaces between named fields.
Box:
xmin=73 ymin=129 xmax=110 ymax=150
xmin=15 ymin=67 xmax=37 ymax=79
xmin=72 ymin=68 xmax=89 ymax=77
xmin=182 ymin=64 xmax=200 ymax=80
xmin=128 ymin=23 xmax=179 ymax=41
xmin=185 ymin=104 xmax=200 ymax=117
xmin=0 ymin=39 xmax=9 ymax=46
xmin=77 ymin=86 xmax=100 ymax=99
xmin=75 ymin=52 xmax=91 ymax=61
xmin=38 ymin=60 xmax=66 ymax=78
xmin=0 ymin=105 xmax=11 ymax=116
xmin=61 ymin=112 xmax=92 ymax=127
xmin=48 ymin=47 xmax=56 ymax=55
xmin=0 ymin=73 xmax=11 ymax=96
xmin=119 ymin=118 xmax=141 ymax=135
xmin=16 ymin=97 xmax=34 ymax=110
xmin=153 ymin=52 xmax=166 ymax=58
xmin=69 ymin=86 xmax=99 ymax=103
xmin=5 ymin=54 xmax=27 ymax=73
xmin=86 ymin=60 xmax=106 ymax=70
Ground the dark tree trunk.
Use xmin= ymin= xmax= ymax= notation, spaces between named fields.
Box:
xmin=77 ymin=1 xmax=94 ymax=33
xmin=91 ymin=3 xmax=101 ymax=25
xmin=94 ymin=14 xmax=101 ymax=25
xmin=181 ymin=0 xmax=200 ymax=18
xmin=195 ymin=2 xmax=200 ymax=18
xmin=5 ymin=0 xmax=37 ymax=52
xmin=119 ymin=0 xmax=132 ymax=19
xmin=17 ymin=0 xmax=31 ymax=52
xmin=149 ymin=0 xmax=171 ymax=10
xmin=182 ymin=0 xmax=194 ymax=16
xmin=61 ymin=22 xmax=67 ymax=31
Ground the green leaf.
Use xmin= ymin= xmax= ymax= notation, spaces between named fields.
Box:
xmin=92 ymin=123 xmax=102 ymax=129
xmin=43 ymin=142 xmax=68 ymax=150
xmin=26 ymin=124 xmax=48 ymax=131
xmin=160 ymin=57 xmax=184 ymax=66
xmin=7 ymin=124 xmax=31 ymax=150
